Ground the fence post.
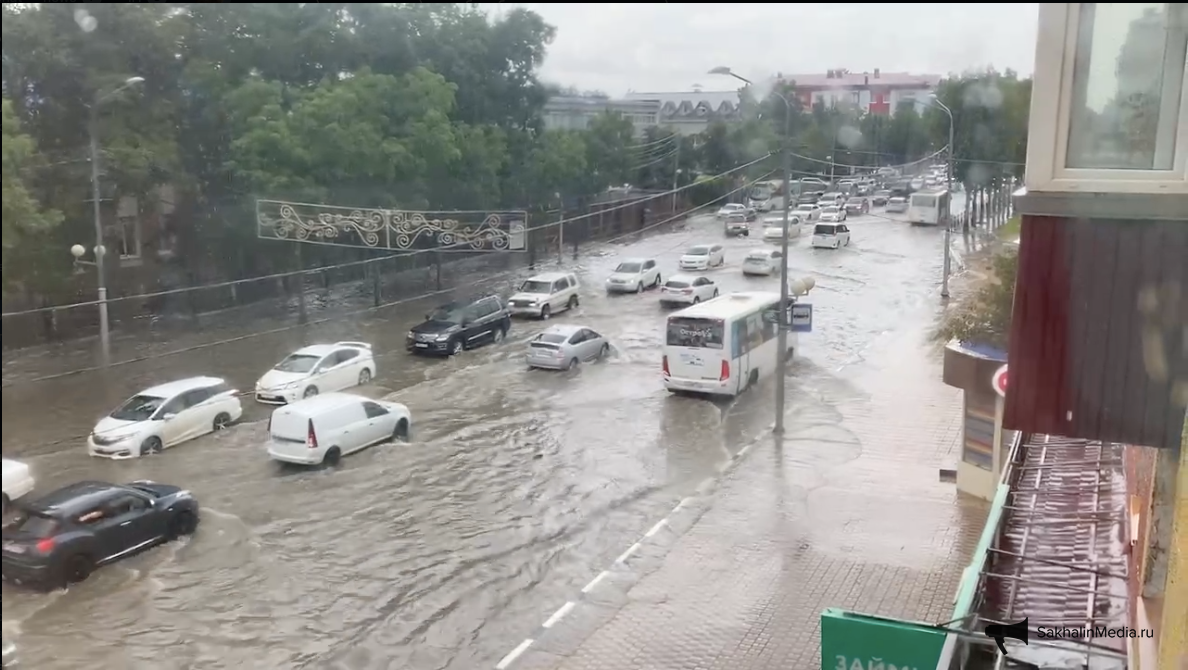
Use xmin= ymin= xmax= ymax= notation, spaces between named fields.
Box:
xmin=433 ymin=251 xmax=442 ymax=291
xmin=372 ymin=259 xmax=381 ymax=307
xmin=295 ymin=245 xmax=307 ymax=325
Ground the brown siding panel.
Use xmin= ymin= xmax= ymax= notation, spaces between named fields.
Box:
xmin=1004 ymin=217 xmax=1187 ymax=449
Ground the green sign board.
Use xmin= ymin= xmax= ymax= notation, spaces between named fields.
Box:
xmin=820 ymin=608 xmax=948 ymax=670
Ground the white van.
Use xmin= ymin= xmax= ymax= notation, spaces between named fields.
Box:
xmin=267 ymin=392 xmax=411 ymax=466
xmin=508 ymin=272 xmax=580 ymax=319
xmin=811 ymin=223 xmax=851 ymax=249
xmin=662 ymin=292 xmax=796 ymax=397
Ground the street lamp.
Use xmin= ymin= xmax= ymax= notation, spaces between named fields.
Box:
xmin=88 ymin=75 xmax=144 ymax=365
xmin=710 ymin=66 xmax=795 ymax=434
xmin=929 ymin=93 xmax=955 ymax=299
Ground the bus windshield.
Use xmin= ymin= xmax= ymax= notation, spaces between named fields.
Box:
xmin=666 ymin=317 xmax=724 ymax=349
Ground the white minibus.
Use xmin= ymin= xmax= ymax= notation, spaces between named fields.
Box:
xmin=907 ymin=189 xmax=951 ymax=226
xmin=662 ymin=292 xmax=796 ymax=397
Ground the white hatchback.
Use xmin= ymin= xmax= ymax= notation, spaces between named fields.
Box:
xmin=742 ymin=249 xmax=783 ymax=276
xmin=255 ymin=341 xmax=376 ymax=404
xmin=660 ymin=274 xmax=719 ymax=306
xmin=88 ymin=377 xmax=243 ymax=459
xmin=605 ymin=258 xmax=661 ymax=293
xmin=267 ymin=392 xmax=411 ymax=466
xmin=678 ymin=244 xmax=725 ymax=271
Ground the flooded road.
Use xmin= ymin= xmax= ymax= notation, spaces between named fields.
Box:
xmin=2 ymin=205 xmax=961 ymax=669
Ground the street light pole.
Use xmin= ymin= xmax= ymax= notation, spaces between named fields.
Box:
xmin=87 ymin=76 xmax=144 ymax=366
xmin=710 ymin=66 xmax=794 ymax=434
xmin=931 ymin=95 xmax=955 ymax=299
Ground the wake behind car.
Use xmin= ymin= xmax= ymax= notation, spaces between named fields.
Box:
xmin=2 ymin=480 xmax=199 ymax=588
xmin=255 ymin=342 xmax=376 ymax=404
xmin=407 ymin=295 xmax=510 ymax=355
xmin=89 ymin=377 xmax=242 ymax=459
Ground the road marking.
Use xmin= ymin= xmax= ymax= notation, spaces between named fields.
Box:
xmin=615 ymin=542 xmax=642 ymax=564
xmin=673 ymin=496 xmax=695 ymax=512
xmin=495 ymin=639 xmax=534 ymax=669
xmin=542 ymin=601 xmax=576 ymax=629
xmin=581 ymin=570 xmax=609 ymax=593
xmin=644 ymin=519 xmax=668 ymax=537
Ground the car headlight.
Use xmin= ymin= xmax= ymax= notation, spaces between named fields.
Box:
xmin=407 ymin=331 xmax=415 ymax=339
xmin=282 ymin=381 xmax=300 ymax=390
xmin=434 ymin=334 xmax=450 ymax=342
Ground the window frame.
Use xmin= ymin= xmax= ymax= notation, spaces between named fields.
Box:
xmin=1027 ymin=2 xmax=1188 ymax=195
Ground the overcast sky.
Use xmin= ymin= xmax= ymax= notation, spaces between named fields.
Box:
xmin=484 ymin=3 xmax=1040 ymax=95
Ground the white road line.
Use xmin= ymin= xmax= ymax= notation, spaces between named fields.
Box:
xmin=581 ymin=570 xmax=609 ymax=593
xmin=644 ymin=519 xmax=668 ymax=537
xmin=615 ymin=542 xmax=641 ymax=564
xmin=542 ymin=601 xmax=576 ymax=629
xmin=495 ymin=638 xmax=534 ymax=669
xmin=673 ymin=496 xmax=695 ymax=512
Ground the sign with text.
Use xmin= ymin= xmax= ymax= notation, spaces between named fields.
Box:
xmin=820 ymin=608 xmax=946 ymax=670
xmin=790 ymin=303 xmax=813 ymax=332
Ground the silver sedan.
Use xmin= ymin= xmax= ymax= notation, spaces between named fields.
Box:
xmin=526 ymin=324 xmax=610 ymax=370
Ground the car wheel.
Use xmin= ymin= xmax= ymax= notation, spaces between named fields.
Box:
xmin=212 ymin=412 xmax=232 ymax=431
xmin=599 ymin=343 xmax=610 ymax=359
xmin=303 ymin=385 xmax=319 ymax=399
xmin=322 ymin=447 xmax=342 ymax=466
xmin=566 ymin=358 xmax=579 ymax=371
xmin=693 ymin=297 xmax=701 ymax=304
xmin=492 ymin=327 xmax=506 ymax=344
xmin=169 ymin=510 xmax=199 ymax=539
xmin=393 ymin=418 xmax=410 ymax=442
xmin=567 ymin=295 xmax=579 ymax=310
xmin=449 ymin=339 xmax=464 ymax=356
xmin=141 ymin=436 xmax=163 ymax=456
xmin=540 ymin=304 xmax=551 ymax=320
xmin=62 ymin=554 xmax=93 ymax=586
xmin=358 ymin=368 xmax=372 ymax=385
xmin=654 ymin=274 xmax=662 ymax=287
xmin=636 ymin=282 xmax=644 ymax=293
xmin=713 ymin=289 xmax=720 ymax=297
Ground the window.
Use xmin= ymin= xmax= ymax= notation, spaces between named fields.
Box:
xmin=181 ymin=387 xmax=212 ymax=407
xmin=334 ymin=349 xmax=359 ymax=365
xmin=105 ymin=495 xmax=149 ymax=517
xmin=850 ymin=91 xmax=861 ymax=107
xmin=1029 ymin=3 xmax=1187 ymax=193
xmin=118 ymin=214 xmax=140 ymax=259
xmin=666 ymin=317 xmax=724 ymax=349
xmin=363 ymin=401 xmax=389 ymax=419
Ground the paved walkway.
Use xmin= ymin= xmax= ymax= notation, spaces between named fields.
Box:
xmin=507 ymin=327 xmax=989 ymax=670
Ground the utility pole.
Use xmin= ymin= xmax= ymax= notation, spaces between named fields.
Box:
xmin=932 ymin=95 xmax=955 ymax=299
xmin=672 ymin=141 xmax=680 ymax=213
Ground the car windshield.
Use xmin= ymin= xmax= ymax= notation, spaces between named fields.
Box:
xmin=727 ymin=214 xmax=746 ymax=222
xmin=685 ymin=246 xmax=709 ymax=256
xmin=428 ymin=304 xmax=465 ymax=323
xmin=519 ymin=280 xmax=552 ymax=293
xmin=815 ymin=224 xmax=838 ymax=235
xmin=615 ymin=262 xmax=642 ymax=273
xmin=274 ymin=353 xmax=320 ymax=373
xmin=822 ymin=206 xmax=840 ymax=213
xmin=794 ymin=206 xmax=812 ymax=211
xmin=110 ymin=394 xmax=167 ymax=422
xmin=665 ymin=279 xmax=690 ymax=288
xmin=747 ymin=253 xmax=770 ymax=261
xmin=537 ymin=332 xmax=568 ymax=344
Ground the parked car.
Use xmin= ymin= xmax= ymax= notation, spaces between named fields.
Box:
xmin=678 ymin=244 xmax=725 ymax=271
xmin=407 ymin=295 xmax=510 ymax=356
xmin=507 ymin=272 xmax=580 ymax=319
xmin=2 ymin=459 xmax=34 ymax=514
xmin=724 ymin=213 xmax=750 ymax=237
xmin=605 ymin=258 xmax=662 ymax=293
xmin=844 ymin=197 xmax=870 ymax=216
xmin=525 ymin=324 xmax=610 ymax=371
xmin=256 ymin=342 xmax=376 ymax=403
xmin=660 ymin=274 xmax=719 ymax=306
xmin=742 ymin=248 xmax=783 ymax=276
xmin=871 ymin=190 xmax=891 ymax=206
xmin=885 ymin=196 xmax=909 ymax=213
xmin=819 ymin=205 xmax=847 ymax=223
xmin=88 ymin=377 xmax=243 ymax=459
xmin=266 ymin=392 xmax=411 ymax=466
xmin=1 ymin=479 xmax=199 ymax=588
xmin=811 ymin=223 xmax=852 ymax=249
xmin=791 ymin=203 xmax=821 ymax=222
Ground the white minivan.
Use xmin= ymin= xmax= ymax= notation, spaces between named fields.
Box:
xmin=267 ymin=392 xmax=411 ymax=466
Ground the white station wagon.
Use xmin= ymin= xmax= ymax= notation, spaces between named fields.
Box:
xmin=88 ymin=376 xmax=243 ymax=459
xmin=256 ymin=341 xmax=376 ymax=404
xmin=267 ymin=392 xmax=411 ymax=466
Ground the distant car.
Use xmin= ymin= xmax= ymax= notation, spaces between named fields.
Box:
xmin=761 ymin=215 xmax=802 ymax=240
xmin=678 ymin=244 xmax=725 ymax=271
xmin=508 ymin=272 xmax=580 ymax=320
xmin=798 ymin=191 xmax=823 ymax=205
xmin=2 ymin=459 xmax=34 ymax=515
xmin=715 ymin=203 xmax=749 ymax=220
xmin=266 ymin=392 xmax=410 ymax=466
xmin=871 ymin=190 xmax=891 ymax=206
xmin=1 ymin=480 xmax=199 ymax=589
xmin=791 ymin=203 xmax=821 ymax=222
xmin=89 ymin=377 xmax=243 ymax=459
xmin=817 ymin=192 xmax=846 ymax=207
xmin=724 ymin=213 xmax=750 ymax=237
xmin=605 ymin=257 xmax=662 ymax=293
xmin=525 ymin=324 xmax=610 ymax=371
xmin=885 ymin=196 xmax=909 ymax=213
xmin=660 ymin=274 xmax=719 ymax=306
xmin=811 ymin=223 xmax=852 ymax=249
xmin=843 ymin=198 xmax=870 ymax=215
xmin=407 ymin=295 xmax=510 ymax=356
xmin=819 ymin=205 xmax=847 ymax=222
xmin=742 ymin=248 xmax=783 ymax=276
xmin=256 ymin=342 xmax=376 ymax=403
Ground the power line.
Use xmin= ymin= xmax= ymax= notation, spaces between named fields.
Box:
xmin=2 ymin=153 xmax=775 ymax=319
xmin=629 ymin=148 xmax=678 ymax=171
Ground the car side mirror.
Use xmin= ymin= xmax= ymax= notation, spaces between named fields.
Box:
xmin=461 ymin=318 xmax=473 ymax=326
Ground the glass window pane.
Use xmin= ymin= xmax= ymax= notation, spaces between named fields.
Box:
xmin=1066 ymin=3 xmax=1186 ymax=171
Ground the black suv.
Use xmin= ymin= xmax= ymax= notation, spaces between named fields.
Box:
xmin=406 ymin=294 xmax=511 ymax=356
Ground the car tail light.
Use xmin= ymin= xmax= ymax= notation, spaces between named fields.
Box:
xmin=306 ymin=419 xmax=318 ymax=450
xmin=681 ymin=289 xmax=692 ymax=294
xmin=662 ymin=355 xmax=670 ymax=377
xmin=719 ymin=360 xmax=730 ymax=381
xmin=35 ymin=538 xmax=55 ymax=554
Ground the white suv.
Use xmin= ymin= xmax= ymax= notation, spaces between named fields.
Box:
xmin=508 ymin=272 xmax=580 ymax=319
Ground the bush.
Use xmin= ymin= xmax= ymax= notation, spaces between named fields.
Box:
xmin=936 ymin=247 xmax=1018 ymax=349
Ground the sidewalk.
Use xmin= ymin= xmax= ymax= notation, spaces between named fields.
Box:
xmin=508 ymin=327 xmax=989 ymax=670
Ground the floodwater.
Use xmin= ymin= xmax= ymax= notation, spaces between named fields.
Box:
xmin=1 ymin=203 xmax=961 ymax=669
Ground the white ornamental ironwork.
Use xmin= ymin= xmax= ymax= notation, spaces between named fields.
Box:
xmin=255 ymin=199 xmax=527 ymax=252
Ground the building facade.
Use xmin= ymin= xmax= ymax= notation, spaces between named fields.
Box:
xmin=779 ymin=69 xmax=941 ymax=116
xmin=541 ymin=90 xmax=742 ymax=137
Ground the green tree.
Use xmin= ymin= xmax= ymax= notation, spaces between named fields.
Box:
xmin=2 ymin=98 xmax=63 ymax=289
xmin=930 ymin=69 xmax=1030 ymax=186
xmin=584 ymin=112 xmax=636 ymax=191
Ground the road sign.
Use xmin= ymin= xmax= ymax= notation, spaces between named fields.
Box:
xmin=790 ymin=303 xmax=813 ymax=332
xmin=992 ymin=364 xmax=1008 ymax=397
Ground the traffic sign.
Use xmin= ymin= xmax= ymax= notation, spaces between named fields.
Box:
xmin=992 ymin=364 xmax=1008 ymax=397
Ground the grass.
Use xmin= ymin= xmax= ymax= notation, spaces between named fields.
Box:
xmin=996 ymin=215 xmax=1021 ymax=242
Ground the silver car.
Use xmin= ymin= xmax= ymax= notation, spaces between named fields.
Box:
xmin=526 ymin=324 xmax=610 ymax=370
